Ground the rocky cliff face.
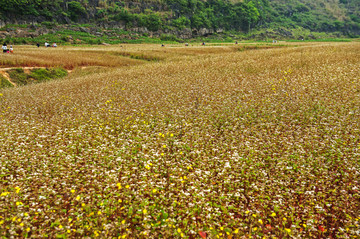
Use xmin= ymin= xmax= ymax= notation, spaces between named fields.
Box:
xmin=0 ymin=23 xmax=219 ymax=40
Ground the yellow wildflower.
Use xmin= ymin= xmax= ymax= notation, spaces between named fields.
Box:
xmin=271 ymin=212 xmax=276 ymax=217
xmin=70 ymin=189 xmax=75 ymax=194
xmin=26 ymin=228 xmax=30 ymax=232
xmin=1 ymin=192 xmax=10 ymax=197
xmin=125 ymin=185 xmax=130 ymax=189
xmin=258 ymin=219 xmax=263 ymax=224
xmin=59 ymin=225 xmax=63 ymax=229
xmin=234 ymin=228 xmax=239 ymax=234
xmin=285 ymin=228 xmax=291 ymax=233
xmin=143 ymin=209 xmax=147 ymax=214
xmin=177 ymin=228 xmax=181 ymax=233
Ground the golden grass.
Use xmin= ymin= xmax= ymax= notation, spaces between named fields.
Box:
xmin=0 ymin=42 xmax=359 ymax=238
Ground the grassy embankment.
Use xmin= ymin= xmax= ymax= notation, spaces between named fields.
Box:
xmin=0 ymin=42 xmax=359 ymax=238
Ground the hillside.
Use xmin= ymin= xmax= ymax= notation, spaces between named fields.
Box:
xmin=0 ymin=0 xmax=359 ymax=40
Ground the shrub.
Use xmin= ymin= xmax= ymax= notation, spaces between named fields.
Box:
xmin=172 ymin=16 xmax=190 ymax=30
xmin=160 ymin=34 xmax=180 ymax=42
xmin=68 ymin=1 xmax=87 ymax=21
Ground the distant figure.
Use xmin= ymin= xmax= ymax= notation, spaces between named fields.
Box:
xmin=161 ymin=44 xmax=165 ymax=47
xmin=185 ymin=43 xmax=189 ymax=46
xmin=45 ymin=42 xmax=50 ymax=47
xmin=36 ymin=43 xmax=40 ymax=48
xmin=52 ymin=43 xmax=57 ymax=47
xmin=9 ymin=45 xmax=13 ymax=53
xmin=2 ymin=43 xmax=7 ymax=53
xmin=202 ymin=42 xmax=205 ymax=46
xmin=235 ymin=41 xmax=238 ymax=44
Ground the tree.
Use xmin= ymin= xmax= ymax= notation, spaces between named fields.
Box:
xmin=68 ymin=1 xmax=87 ymax=21
xmin=245 ymin=1 xmax=260 ymax=32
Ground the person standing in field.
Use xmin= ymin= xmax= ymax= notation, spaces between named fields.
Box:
xmin=36 ymin=43 xmax=40 ymax=48
xmin=2 ymin=43 xmax=7 ymax=53
xmin=9 ymin=45 xmax=13 ymax=53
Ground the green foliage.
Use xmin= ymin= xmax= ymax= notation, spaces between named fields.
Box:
xmin=29 ymin=68 xmax=68 ymax=82
xmin=172 ymin=16 xmax=191 ymax=30
xmin=0 ymin=0 xmax=358 ymax=36
xmin=166 ymin=0 xmax=262 ymax=31
xmin=7 ymin=67 xmax=67 ymax=86
xmin=68 ymin=1 xmax=87 ymax=21
xmin=160 ymin=34 xmax=181 ymax=42
xmin=8 ymin=68 xmax=29 ymax=86
xmin=0 ymin=75 xmax=13 ymax=89
xmin=41 ymin=21 xmax=57 ymax=29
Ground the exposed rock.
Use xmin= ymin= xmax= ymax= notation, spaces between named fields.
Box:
xmin=79 ymin=27 xmax=90 ymax=33
xmin=178 ymin=28 xmax=192 ymax=39
xmin=198 ymin=28 xmax=214 ymax=36
xmin=0 ymin=31 xmax=10 ymax=38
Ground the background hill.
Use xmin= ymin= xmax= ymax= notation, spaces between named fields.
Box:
xmin=0 ymin=0 xmax=359 ymax=40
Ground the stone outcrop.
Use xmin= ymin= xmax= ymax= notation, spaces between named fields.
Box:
xmin=0 ymin=23 xmax=217 ymax=40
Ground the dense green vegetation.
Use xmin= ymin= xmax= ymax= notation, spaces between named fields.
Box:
xmin=266 ymin=0 xmax=360 ymax=36
xmin=0 ymin=0 xmax=359 ymax=37
xmin=5 ymin=68 xmax=67 ymax=86
xmin=0 ymin=75 xmax=13 ymax=89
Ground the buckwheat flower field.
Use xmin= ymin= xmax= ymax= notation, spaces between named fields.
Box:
xmin=0 ymin=42 xmax=359 ymax=238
